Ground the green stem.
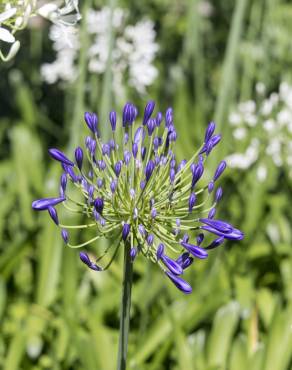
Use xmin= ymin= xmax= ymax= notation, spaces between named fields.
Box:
xmin=117 ymin=242 xmax=133 ymax=370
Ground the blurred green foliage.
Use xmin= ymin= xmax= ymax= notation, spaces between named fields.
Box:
xmin=0 ymin=0 xmax=292 ymax=369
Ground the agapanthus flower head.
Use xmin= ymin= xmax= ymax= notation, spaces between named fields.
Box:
xmin=32 ymin=101 xmax=244 ymax=294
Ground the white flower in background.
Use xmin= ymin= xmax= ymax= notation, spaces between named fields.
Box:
xmin=226 ymin=82 xmax=292 ymax=178
xmin=0 ymin=0 xmax=81 ymax=62
xmin=40 ymin=24 xmax=78 ymax=83
xmin=0 ymin=6 xmax=20 ymax=61
xmin=41 ymin=7 xmax=159 ymax=99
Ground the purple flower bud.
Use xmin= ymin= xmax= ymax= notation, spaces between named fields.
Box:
xmin=147 ymin=118 xmax=156 ymax=136
xmin=102 ymin=144 xmax=110 ymax=156
xmin=123 ymin=102 xmax=136 ymax=126
xmin=88 ymin=170 xmax=94 ymax=179
xmin=60 ymin=173 xmax=67 ymax=191
xmin=156 ymin=243 xmax=164 ymax=260
xmin=153 ymin=137 xmax=160 ymax=150
xmin=199 ymin=218 xmax=233 ymax=233
xmin=138 ymin=224 xmax=145 ymax=236
xmin=48 ymin=148 xmax=74 ymax=166
xmin=130 ymin=247 xmax=137 ymax=262
xmin=110 ymin=179 xmax=117 ymax=193
xmin=176 ymin=253 xmax=194 ymax=270
xmin=109 ymin=111 xmax=117 ymax=131
xmin=88 ymin=185 xmax=94 ymax=200
xmin=208 ymin=207 xmax=216 ymax=219
xmin=89 ymin=263 xmax=102 ymax=271
xmin=75 ymin=147 xmax=83 ymax=170
xmin=169 ymin=131 xmax=177 ymax=142
xmin=124 ymin=132 xmax=129 ymax=144
xmin=93 ymin=209 xmax=100 ymax=221
xmin=130 ymin=189 xmax=136 ymax=199
xmin=48 ymin=206 xmax=59 ymax=225
xmin=61 ymin=229 xmax=68 ymax=244
xmin=191 ymin=162 xmax=204 ymax=188
xmin=134 ymin=127 xmax=144 ymax=144
xmin=165 ymin=271 xmax=192 ymax=294
xmin=81 ymin=178 xmax=88 ymax=191
xmin=89 ymin=139 xmax=96 ymax=155
xmin=205 ymin=121 xmax=216 ymax=142
xmin=145 ymin=160 xmax=155 ymax=181
xmin=132 ymin=143 xmax=138 ymax=158
xmin=196 ymin=233 xmax=204 ymax=245
xmin=181 ymin=242 xmax=208 ymax=259
xmin=156 ymin=112 xmax=163 ymax=126
xmin=205 ymin=140 xmax=214 ymax=156
xmin=85 ymin=136 xmax=91 ymax=148
xmin=122 ymin=223 xmax=130 ymax=241
xmin=79 ymin=251 xmax=91 ymax=266
xmin=177 ymin=159 xmax=187 ymax=172
xmin=170 ymin=159 xmax=176 ymax=168
xmin=165 ymin=107 xmax=173 ymax=127
xmin=188 ymin=193 xmax=196 ymax=212
xmin=141 ymin=147 xmax=146 ymax=160
xmin=161 ymin=255 xmax=183 ymax=275
xmin=84 ymin=112 xmax=98 ymax=133
xmin=214 ymin=161 xmax=227 ymax=181
xmin=140 ymin=180 xmax=146 ymax=190
xmin=205 ymin=236 xmax=224 ymax=250
xmin=32 ymin=196 xmax=65 ymax=211
xmin=94 ymin=198 xmax=104 ymax=214
xmin=169 ymin=168 xmax=175 ymax=184
xmin=190 ymin=163 xmax=196 ymax=175
xmin=151 ymin=208 xmax=157 ymax=218
xmin=97 ymin=178 xmax=103 ymax=188
xmin=182 ymin=234 xmax=189 ymax=243
xmin=143 ymin=100 xmax=155 ymax=125
xmin=208 ymin=181 xmax=214 ymax=193
xmin=62 ymin=164 xmax=78 ymax=182
xmin=154 ymin=155 xmax=160 ymax=166
xmin=124 ymin=150 xmax=131 ymax=165
xmin=114 ymin=161 xmax=122 ymax=176
xmin=109 ymin=139 xmax=115 ymax=150
xmin=97 ymin=160 xmax=106 ymax=171
xmin=201 ymin=225 xmax=244 ymax=241
xmin=200 ymin=134 xmax=221 ymax=154
xmin=147 ymin=234 xmax=154 ymax=246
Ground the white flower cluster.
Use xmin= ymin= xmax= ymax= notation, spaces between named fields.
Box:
xmin=41 ymin=7 xmax=159 ymax=98
xmin=226 ymin=82 xmax=292 ymax=181
xmin=0 ymin=0 xmax=81 ymax=62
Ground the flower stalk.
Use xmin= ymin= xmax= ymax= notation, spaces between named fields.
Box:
xmin=117 ymin=241 xmax=133 ymax=370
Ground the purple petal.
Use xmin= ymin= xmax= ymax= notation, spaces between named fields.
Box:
xmin=122 ymin=223 xmax=130 ymax=241
xmin=32 ymin=196 xmax=65 ymax=211
xmin=165 ymin=271 xmax=192 ymax=294
xmin=181 ymin=242 xmax=208 ymax=259
xmin=161 ymin=255 xmax=183 ymax=275
xmin=199 ymin=218 xmax=233 ymax=233
xmin=79 ymin=252 xmax=91 ymax=266
xmin=48 ymin=206 xmax=59 ymax=225
xmin=48 ymin=148 xmax=74 ymax=166
xmin=156 ymin=243 xmax=164 ymax=260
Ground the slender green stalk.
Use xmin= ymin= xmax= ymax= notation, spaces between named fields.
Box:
xmin=117 ymin=242 xmax=133 ymax=370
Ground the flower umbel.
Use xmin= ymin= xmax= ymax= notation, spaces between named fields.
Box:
xmin=32 ymin=101 xmax=244 ymax=294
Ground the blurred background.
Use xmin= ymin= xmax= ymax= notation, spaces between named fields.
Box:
xmin=0 ymin=0 xmax=292 ymax=369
